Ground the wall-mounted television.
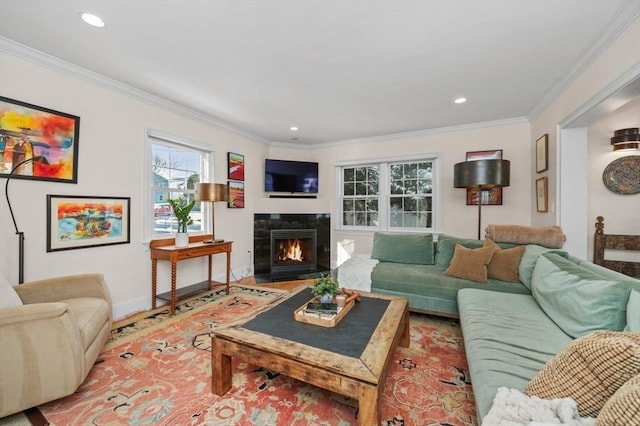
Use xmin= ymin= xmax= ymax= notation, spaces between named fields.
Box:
xmin=265 ymin=159 xmax=319 ymax=193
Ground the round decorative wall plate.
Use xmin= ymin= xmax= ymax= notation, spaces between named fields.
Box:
xmin=602 ymin=155 xmax=640 ymax=195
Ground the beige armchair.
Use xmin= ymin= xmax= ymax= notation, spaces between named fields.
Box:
xmin=0 ymin=273 xmax=112 ymax=418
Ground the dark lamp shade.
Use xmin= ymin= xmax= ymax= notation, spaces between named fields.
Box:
xmin=195 ymin=183 xmax=228 ymax=202
xmin=611 ymin=128 xmax=639 ymax=151
xmin=453 ymin=159 xmax=511 ymax=189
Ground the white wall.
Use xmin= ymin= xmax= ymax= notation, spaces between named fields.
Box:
xmin=0 ymin=51 xmax=268 ymax=319
xmin=587 ymin=97 xmax=640 ymax=261
xmin=276 ymin=120 xmax=532 ymax=260
xmin=530 ymin=16 xmax=640 ymax=256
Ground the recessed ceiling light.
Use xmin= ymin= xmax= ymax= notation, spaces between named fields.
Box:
xmin=454 ymin=97 xmax=467 ymax=104
xmin=81 ymin=12 xmax=105 ymax=28
xmin=290 ymin=126 xmax=299 ymax=131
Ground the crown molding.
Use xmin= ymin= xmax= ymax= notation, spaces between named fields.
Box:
xmin=528 ymin=2 xmax=640 ymax=121
xmin=271 ymin=116 xmax=529 ymax=150
xmin=0 ymin=36 xmax=270 ymax=145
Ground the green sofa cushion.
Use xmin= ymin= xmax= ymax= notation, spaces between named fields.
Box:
xmin=518 ymin=244 xmax=569 ymax=289
xmin=626 ymin=289 xmax=640 ymax=332
xmin=371 ymin=232 xmax=434 ymax=265
xmin=531 ymin=253 xmax=634 ymax=338
xmin=435 ymin=234 xmax=483 ymax=268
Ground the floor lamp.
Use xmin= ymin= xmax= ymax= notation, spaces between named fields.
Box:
xmin=453 ymin=159 xmax=510 ymax=240
xmin=4 ymin=155 xmax=50 ymax=284
xmin=195 ymin=183 xmax=228 ymax=243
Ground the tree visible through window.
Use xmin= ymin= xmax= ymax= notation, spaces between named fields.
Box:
xmin=340 ymin=158 xmax=435 ymax=231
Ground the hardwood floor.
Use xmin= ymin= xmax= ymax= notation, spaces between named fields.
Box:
xmin=236 ymin=276 xmax=315 ymax=292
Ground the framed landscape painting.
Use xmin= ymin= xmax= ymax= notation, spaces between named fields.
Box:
xmin=227 ymin=181 xmax=245 ymax=208
xmin=0 ymin=96 xmax=80 ymax=183
xmin=47 ymin=195 xmax=130 ymax=252
xmin=228 ymin=152 xmax=244 ymax=181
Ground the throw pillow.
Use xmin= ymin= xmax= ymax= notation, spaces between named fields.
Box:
xmin=0 ymin=272 xmax=22 ymax=308
xmin=443 ymin=244 xmax=495 ymax=283
xmin=370 ymin=232 xmax=434 ymax=265
xmin=531 ymin=253 xmax=631 ymax=338
xmin=483 ymin=238 xmax=525 ymax=282
xmin=596 ymin=374 xmax=640 ymax=426
xmin=524 ymin=331 xmax=640 ymax=418
xmin=518 ymin=244 xmax=569 ymax=289
xmin=435 ymin=234 xmax=484 ymax=268
xmin=626 ymin=289 xmax=640 ymax=332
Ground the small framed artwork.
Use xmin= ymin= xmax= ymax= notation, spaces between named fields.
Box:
xmin=46 ymin=195 xmax=131 ymax=252
xmin=0 ymin=96 xmax=80 ymax=183
xmin=227 ymin=152 xmax=244 ymax=181
xmin=536 ymin=134 xmax=548 ymax=173
xmin=465 ymin=149 xmax=503 ymax=205
xmin=227 ymin=181 xmax=245 ymax=208
xmin=536 ymin=177 xmax=548 ymax=212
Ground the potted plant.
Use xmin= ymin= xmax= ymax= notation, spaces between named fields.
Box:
xmin=167 ymin=196 xmax=196 ymax=247
xmin=311 ymin=274 xmax=339 ymax=303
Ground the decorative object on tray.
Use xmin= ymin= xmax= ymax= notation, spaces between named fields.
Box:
xmin=167 ymin=196 xmax=196 ymax=247
xmin=311 ymin=274 xmax=339 ymax=303
xmin=602 ymin=155 xmax=640 ymax=195
xmin=294 ymin=288 xmax=361 ymax=328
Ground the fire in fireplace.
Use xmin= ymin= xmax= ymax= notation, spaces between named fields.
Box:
xmin=270 ymin=229 xmax=317 ymax=278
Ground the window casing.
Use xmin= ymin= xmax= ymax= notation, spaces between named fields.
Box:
xmin=144 ymin=130 xmax=212 ymax=241
xmin=339 ymin=157 xmax=437 ymax=232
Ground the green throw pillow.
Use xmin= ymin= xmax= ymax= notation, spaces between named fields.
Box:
xmin=518 ymin=244 xmax=569 ymax=289
xmin=435 ymin=234 xmax=483 ymax=268
xmin=370 ymin=232 xmax=434 ymax=265
xmin=626 ymin=290 xmax=640 ymax=332
xmin=531 ymin=253 xmax=634 ymax=338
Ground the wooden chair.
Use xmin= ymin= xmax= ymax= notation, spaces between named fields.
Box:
xmin=593 ymin=216 xmax=640 ymax=279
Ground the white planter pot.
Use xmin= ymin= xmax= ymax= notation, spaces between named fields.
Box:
xmin=175 ymin=232 xmax=189 ymax=248
xmin=320 ymin=293 xmax=334 ymax=304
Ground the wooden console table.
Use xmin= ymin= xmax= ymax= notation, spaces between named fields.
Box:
xmin=150 ymin=235 xmax=232 ymax=314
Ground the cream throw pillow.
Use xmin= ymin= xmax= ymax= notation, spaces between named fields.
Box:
xmin=524 ymin=331 xmax=640 ymax=417
xmin=443 ymin=244 xmax=495 ymax=283
xmin=596 ymin=374 xmax=640 ymax=426
xmin=483 ymin=238 xmax=525 ymax=282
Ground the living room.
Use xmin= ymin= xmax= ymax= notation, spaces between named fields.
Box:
xmin=1 ymin=2 xmax=639 ymax=423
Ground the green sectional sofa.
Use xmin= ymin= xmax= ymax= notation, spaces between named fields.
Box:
xmin=459 ymin=252 xmax=640 ymax=422
xmin=367 ymin=232 xmax=549 ymax=317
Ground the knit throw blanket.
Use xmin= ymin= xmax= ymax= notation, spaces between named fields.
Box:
xmin=482 ymin=388 xmax=595 ymax=426
xmin=485 ymin=224 xmax=565 ymax=248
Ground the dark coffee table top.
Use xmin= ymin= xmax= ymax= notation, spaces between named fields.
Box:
xmin=243 ymin=288 xmax=390 ymax=358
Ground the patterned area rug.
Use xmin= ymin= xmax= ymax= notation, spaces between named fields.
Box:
xmin=36 ymin=285 xmax=476 ymax=425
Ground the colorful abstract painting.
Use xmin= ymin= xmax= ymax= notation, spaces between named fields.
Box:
xmin=228 ymin=152 xmax=244 ymax=181
xmin=47 ymin=195 xmax=130 ymax=252
xmin=0 ymin=96 xmax=80 ymax=183
xmin=228 ymin=181 xmax=245 ymax=208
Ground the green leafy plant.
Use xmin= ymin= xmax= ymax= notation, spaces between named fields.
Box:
xmin=167 ymin=196 xmax=196 ymax=233
xmin=311 ymin=274 xmax=339 ymax=299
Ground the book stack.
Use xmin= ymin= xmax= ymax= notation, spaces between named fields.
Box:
xmin=302 ymin=302 xmax=340 ymax=318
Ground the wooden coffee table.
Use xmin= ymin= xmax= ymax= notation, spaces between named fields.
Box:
xmin=211 ymin=286 xmax=409 ymax=425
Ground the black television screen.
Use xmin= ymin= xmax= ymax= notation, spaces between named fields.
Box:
xmin=265 ymin=159 xmax=319 ymax=193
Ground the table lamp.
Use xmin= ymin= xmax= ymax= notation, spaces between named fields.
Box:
xmin=195 ymin=182 xmax=228 ymax=243
xmin=453 ymin=159 xmax=510 ymax=239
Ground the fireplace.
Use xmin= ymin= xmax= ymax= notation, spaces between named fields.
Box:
xmin=270 ymin=229 xmax=317 ymax=278
xmin=254 ymin=213 xmax=330 ymax=282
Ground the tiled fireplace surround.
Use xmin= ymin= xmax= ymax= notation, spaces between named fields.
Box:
xmin=253 ymin=213 xmax=331 ymax=282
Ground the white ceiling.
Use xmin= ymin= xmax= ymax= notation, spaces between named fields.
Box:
xmin=1 ymin=1 xmax=638 ymax=145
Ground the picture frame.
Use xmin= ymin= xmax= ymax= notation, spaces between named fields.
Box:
xmin=0 ymin=96 xmax=80 ymax=183
xmin=536 ymin=177 xmax=548 ymax=213
xmin=465 ymin=149 xmax=503 ymax=205
xmin=536 ymin=134 xmax=548 ymax=173
xmin=47 ymin=195 xmax=131 ymax=252
xmin=227 ymin=181 xmax=245 ymax=208
xmin=227 ymin=152 xmax=244 ymax=181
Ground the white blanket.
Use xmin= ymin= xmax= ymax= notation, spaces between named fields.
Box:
xmin=336 ymin=254 xmax=378 ymax=292
xmin=482 ymin=388 xmax=596 ymax=426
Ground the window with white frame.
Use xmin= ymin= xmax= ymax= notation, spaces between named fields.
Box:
xmin=144 ymin=130 xmax=212 ymax=241
xmin=339 ymin=157 xmax=436 ymax=232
